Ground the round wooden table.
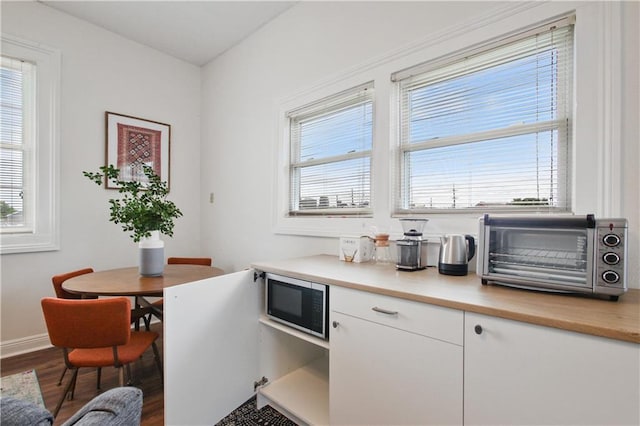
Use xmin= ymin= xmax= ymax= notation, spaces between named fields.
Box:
xmin=62 ymin=264 xmax=225 ymax=297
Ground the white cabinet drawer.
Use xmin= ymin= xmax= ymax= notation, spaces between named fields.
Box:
xmin=330 ymin=286 xmax=463 ymax=345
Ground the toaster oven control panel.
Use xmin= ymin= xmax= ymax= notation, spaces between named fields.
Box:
xmin=595 ymin=220 xmax=627 ymax=290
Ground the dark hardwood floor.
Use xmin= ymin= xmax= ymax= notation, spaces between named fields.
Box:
xmin=0 ymin=323 xmax=164 ymax=426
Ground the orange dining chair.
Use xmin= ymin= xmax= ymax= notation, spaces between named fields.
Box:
xmin=142 ymin=257 xmax=213 ymax=323
xmin=51 ymin=268 xmax=98 ymax=300
xmin=41 ymin=297 xmax=163 ymax=418
xmin=51 ymin=268 xmax=98 ymax=388
xmin=51 ymin=268 xmax=153 ymax=388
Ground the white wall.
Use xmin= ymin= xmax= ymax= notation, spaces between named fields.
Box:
xmin=200 ymin=1 xmax=503 ymax=271
xmin=0 ymin=2 xmax=202 ymax=356
xmin=201 ymin=1 xmax=639 ymax=283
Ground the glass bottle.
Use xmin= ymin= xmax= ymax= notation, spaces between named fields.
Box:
xmin=374 ymin=234 xmax=392 ymax=264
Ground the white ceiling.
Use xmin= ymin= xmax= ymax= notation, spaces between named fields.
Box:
xmin=39 ymin=1 xmax=296 ymax=66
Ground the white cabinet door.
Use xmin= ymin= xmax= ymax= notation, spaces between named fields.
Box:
xmin=330 ymin=311 xmax=463 ymax=425
xmin=164 ymin=270 xmax=260 ymax=426
xmin=464 ymin=312 xmax=640 ymax=426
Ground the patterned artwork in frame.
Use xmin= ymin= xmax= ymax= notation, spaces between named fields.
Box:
xmin=105 ymin=111 xmax=171 ymax=189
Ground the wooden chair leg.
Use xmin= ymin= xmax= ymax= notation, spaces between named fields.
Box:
xmin=54 ymin=369 xmax=78 ymax=418
xmin=96 ymin=367 xmax=102 ymax=389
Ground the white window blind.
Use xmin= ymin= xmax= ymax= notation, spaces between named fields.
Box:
xmin=394 ymin=17 xmax=574 ymax=213
xmin=1 ymin=55 xmax=35 ymax=232
xmin=289 ymin=82 xmax=373 ymax=216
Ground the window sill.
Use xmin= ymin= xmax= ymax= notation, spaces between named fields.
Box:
xmin=0 ymin=233 xmax=60 ymax=254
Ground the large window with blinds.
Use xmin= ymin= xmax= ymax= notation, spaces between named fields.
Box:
xmin=393 ymin=17 xmax=574 ymax=214
xmin=288 ymin=82 xmax=373 ymax=216
xmin=1 ymin=35 xmax=59 ymax=254
xmin=1 ymin=55 xmax=35 ymax=231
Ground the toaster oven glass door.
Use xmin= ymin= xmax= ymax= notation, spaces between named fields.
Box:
xmin=487 ymin=227 xmax=593 ymax=289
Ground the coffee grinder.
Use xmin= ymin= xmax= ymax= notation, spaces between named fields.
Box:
xmin=396 ymin=219 xmax=428 ymax=271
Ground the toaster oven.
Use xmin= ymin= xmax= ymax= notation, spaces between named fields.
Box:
xmin=477 ymin=214 xmax=628 ymax=300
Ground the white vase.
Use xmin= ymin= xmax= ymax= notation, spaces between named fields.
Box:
xmin=139 ymin=231 xmax=165 ymax=277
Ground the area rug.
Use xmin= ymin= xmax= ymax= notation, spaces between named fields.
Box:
xmin=0 ymin=369 xmax=45 ymax=409
xmin=216 ymin=396 xmax=297 ymax=426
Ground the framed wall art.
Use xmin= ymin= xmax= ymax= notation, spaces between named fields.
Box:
xmin=105 ymin=111 xmax=171 ymax=189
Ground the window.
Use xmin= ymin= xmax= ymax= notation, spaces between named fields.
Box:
xmin=288 ymin=82 xmax=373 ymax=216
xmin=1 ymin=56 xmax=35 ymax=232
xmin=0 ymin=35 xmax=60 ymax=254
xmin=393 ymin=17 xmax=574 ymax=214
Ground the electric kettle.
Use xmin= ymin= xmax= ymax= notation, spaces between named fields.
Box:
xmin=439 ymin=234 xmax=475 ymax=276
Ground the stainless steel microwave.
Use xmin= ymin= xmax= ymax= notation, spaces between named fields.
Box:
xmin=477 ymin=214 xmax=628 ymax=301
xmin=265 ymin=273 xmax=329 ymax=339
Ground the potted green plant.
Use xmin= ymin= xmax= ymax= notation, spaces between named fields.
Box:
xmin=83 ymin=164 xmax=183 ymax=276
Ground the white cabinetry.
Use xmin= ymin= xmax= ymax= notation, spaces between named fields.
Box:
xmin=464 ymin=312 xmax=640 ymax=425
xmin=161 ymin=265 xmax=639 ymax=426
xmin=330 ymin=286 xmax=464 ymax=425
xmin=163 ymin=271 xmax=328 ymax=425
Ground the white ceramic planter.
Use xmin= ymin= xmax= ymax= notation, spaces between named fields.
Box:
xmin=139 ymin=231 xmax=165 ymax=277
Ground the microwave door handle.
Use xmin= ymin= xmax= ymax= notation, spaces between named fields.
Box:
xmin=372 ymin=306 xmax=399 ymax=316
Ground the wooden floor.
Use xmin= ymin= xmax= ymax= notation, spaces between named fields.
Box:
xmin=0 ymin=323 xmax=164 ymax=426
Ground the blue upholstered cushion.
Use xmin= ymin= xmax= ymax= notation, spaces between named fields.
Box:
xmin=0 ymin=396 xmax=53 ymax=425
xmin=62 ymin=387 xmax=143 ymax=426
xmin=0 ymin=387 xmax=142 ymax=426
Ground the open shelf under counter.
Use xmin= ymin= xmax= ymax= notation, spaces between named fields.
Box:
xmin=257 ymin=356 xmax=329 ymax=426
xmin=259 ymin=314 xmax=330 ymax=349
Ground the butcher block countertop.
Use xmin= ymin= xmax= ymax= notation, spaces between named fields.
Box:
xmin=252 ymin=254 xmax=640 ymax=344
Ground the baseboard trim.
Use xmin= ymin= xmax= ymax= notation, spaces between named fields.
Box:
xmin=0 ymin=333 xmax=52 ymax=359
